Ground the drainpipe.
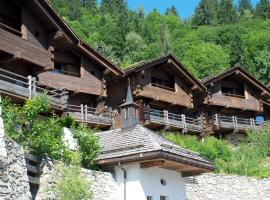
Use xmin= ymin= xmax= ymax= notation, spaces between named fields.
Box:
xmin=118 ymin=163 xmax=127 ymax=200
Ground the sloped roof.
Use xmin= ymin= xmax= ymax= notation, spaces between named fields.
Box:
xmin=201 ymin=67 xmax=270 ymax=96
xmin=29 ymin=0 xmax=123 ymax=76
xmin=96 ymin=125 xmax=214 ymax=171
xmin=123 ymin=54 xmax=206 ymax=92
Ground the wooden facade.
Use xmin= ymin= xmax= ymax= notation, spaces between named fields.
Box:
xmin=0 ymin=0 xmax=122 ymax=129
xmin=106 ymin=55 xmax=206 ymax=133
xmin=1 ymin=1 xmax=270 ymax=135
xmin=201 ymin=67 xmax=270 ymax=135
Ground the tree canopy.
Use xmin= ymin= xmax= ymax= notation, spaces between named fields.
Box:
xmin=49 ymin=0 xmax=270 ymax=85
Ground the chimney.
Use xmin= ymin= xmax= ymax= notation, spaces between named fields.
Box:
xmin=119 ymin=79 xmax=139 ymax=129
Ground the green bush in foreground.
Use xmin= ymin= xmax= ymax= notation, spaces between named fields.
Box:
xmin=164 ymin=130 xmax=270 ymax=178
xmin=2 ymin=95 xmax=100 ymax=168
xmin=55 ymin=164 xmax=92 ymax=200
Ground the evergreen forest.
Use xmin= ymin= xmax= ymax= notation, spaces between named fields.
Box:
xmin=49 ymin=0 xmax=270 ymax=85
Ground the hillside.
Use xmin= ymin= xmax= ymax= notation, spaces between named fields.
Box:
xmin=49 ymin=0 xmax=270 ymax=85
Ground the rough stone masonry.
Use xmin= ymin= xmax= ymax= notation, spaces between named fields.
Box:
xmin=186 ymin=173 xmax=270 ymax=200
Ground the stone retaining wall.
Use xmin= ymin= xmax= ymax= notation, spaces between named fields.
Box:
xmin=0 ymin=136 xmax=32 ymax=200
xmin=36 ymin=158 xmax=118 ymax=200
xmin=186 ymin=173 xmax=270 ymax=200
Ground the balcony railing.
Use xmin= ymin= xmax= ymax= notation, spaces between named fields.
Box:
xmin=144 ymin=108 xmax=203 ymax=133
xmin=66 ymin=104 xmax=114 ymax=127
xmin=210 ymin=114 xmax=261 ymax=130
xmin=0 ymin=68 xmax=68 ymax=109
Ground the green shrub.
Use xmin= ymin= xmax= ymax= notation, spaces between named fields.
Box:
xmin=164 ymin=133 xmax=231 ymax=162
xmin=164 ymin=131 xmax=270 ymax=178
xmin=2 ymin=95 xmax=100 ymax=168
xmin=247 ymin=123 xmax=270 ymax=156
xmin=71 ymin=125 xmax=100 ymax=169
xmin=55 ymin=164 xmax=92 ymax=200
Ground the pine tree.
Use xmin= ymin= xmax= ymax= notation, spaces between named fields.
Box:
xmin=80 ymin=0 xmax=97 ymax=10
xmin=68 ymin=0 xmax=81 ymax=20
xmin=230 ymin=32 xmax=245 ymax=67
xmin=193 ymin=0 xmax=218 ymax=26
xmin=255 ymin=0 xmax=270 ymax=19
xmin=217 ymin=0 xmax=238 ymax=24
xmin=165 ymin=6 xmax=179 ymax=17
xmin=238 ymin=0 xmax=253 ymax=15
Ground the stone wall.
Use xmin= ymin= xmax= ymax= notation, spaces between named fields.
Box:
xmin=186 ymin=173 xmax=270 ymax=200
xmin=36 ymin=158 xmax=118 ymax=200
xmin=0 ymin=136 xmax=32 ymax=200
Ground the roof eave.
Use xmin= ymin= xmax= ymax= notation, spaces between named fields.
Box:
xmin=96 ymin=150 xmax=215 ymax=172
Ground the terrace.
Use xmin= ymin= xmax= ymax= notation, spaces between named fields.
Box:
xmin=143 ymin=108 xmax=203 ymax=133
xmin=209 ymin=114 xmax=262 ymax=132
xmin=0 ymin=67 xmax=68 ymax=110
xmin=66 ymin=104 xmax=114 ymax=129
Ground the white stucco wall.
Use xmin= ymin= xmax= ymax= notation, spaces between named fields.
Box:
xmin=115 ymin=163 xmax=186 ymax=200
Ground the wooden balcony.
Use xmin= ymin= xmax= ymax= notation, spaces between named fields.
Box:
xmin=0 ymin=26 xmax=53 ymax=68
xmin=208 ymin=93 xmax=262 ymax=112
xmin=66 ymin=104 xmax=114 ymax=129
xmin=0 ymin=68 xmax=68 ymax=110
xmin=209 ymin=114 xmax=262 ymax=133
xmin=143 ymin=108 xmax=203 ymax=133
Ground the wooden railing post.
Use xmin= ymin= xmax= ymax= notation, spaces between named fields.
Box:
xmin=164 ymin=110 xmax=169 ymax=127
xmin=0 ymin=95 xmax=2 ymax=116
xmin=28 ymin=75 xmax=32 ymax=99
xmin=81 ymin=104 xmax=84 ymax=122
xmin=233 ymin=116 xmax=238 ymax=129
xmin=250 ymin=118 xmax=253 ymax=129
xmin=252 ymin=118 xmax=255 ymax=129
xmin=32 ymin=77 xmax=36 ymax=97
xmin=85 ymin=105 xmax=88 ymax=122
xmin=181 ymin=114 xmax=187 ymax=133
xmin=215 ymin=114 xmax=219 ymax=126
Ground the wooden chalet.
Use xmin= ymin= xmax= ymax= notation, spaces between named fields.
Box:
xmin=0 ymin=0 xmax=122 ymax=129
xmin=201 ymin=67 xmax=270 ymax=135
xmin=106 ymin=54 xmax=207 ymax=134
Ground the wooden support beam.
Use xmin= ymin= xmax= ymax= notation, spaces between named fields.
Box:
xmin=140 ymin=160 xmax=165 ymax=169
xmin=50 ymin=31 xmax=64 ymax=41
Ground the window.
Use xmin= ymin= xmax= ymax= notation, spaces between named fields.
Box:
xmin=135 ymin=109 xmax=139 ymax=119
xmin=160 ymin=196 xmax=168 ymax=200
xmin=0 ymin=2 xmax=21 ymax=33
xmin=124 ymin=108 xmax=128 ymax=119
xmin=160 ymin=178 xmax=167 ymax=186
xmin=151 ymin=77 xmax=175 ymax=91
xmin=53 ymin=63 xmax=81 ymax=77
xmin=147 ymin=197 xmax=153 ymax=200
xmin=221 ymin=86 xmax=245 ymax=98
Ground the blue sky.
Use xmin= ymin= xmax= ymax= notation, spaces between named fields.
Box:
xmin=98 ymin=0 xmax=260 ymax=19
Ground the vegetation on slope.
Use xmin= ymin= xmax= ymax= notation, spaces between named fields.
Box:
xmin=2 ymin=95 xmax=100 ymax=168
xmin=49 ymin=0 xmax=270 ymax=85
xmin=164 ymin=125 xmax=270 ymax=178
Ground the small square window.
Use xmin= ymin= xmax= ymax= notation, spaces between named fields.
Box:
xmin=147 ymin=196 xmax=153 ymax=200
xmin=160 ymin=196 xmax=168 ymax=200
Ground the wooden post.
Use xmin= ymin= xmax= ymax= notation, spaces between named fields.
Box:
xmin=181 ymin=114 xmax=187 ymax=133
xmin=164 ymin=110 xmax=169 ymax=127
xmin=0 ymin=95 xmax=2 ymax=116
xmin=233 ymin=116 xmax=238 ymax=129
xmin=81 ymin=104 xmax=84 ymax=122
xmin=252 ymin=118 xmax=255 ymax=129
xmin=32 ymin=77 xmax=37 ymax=97
xmin=215 ymin=114 xmax=219 ymax=126
xmin=250 ymin=118 xmax=253 ymax=129
xmin=28 ymin=75 xmax=32 ymax=99
xmin=85 ymin=105 xmax=88 ymax=122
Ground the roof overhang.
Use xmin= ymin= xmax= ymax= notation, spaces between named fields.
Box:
xmin=124 ymin=54 xmax=206 ymax=92
xmin=26 ymin=0 xmax=123 ymax=77
xmin=97 ymin=150 xmax=214 ymax=176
